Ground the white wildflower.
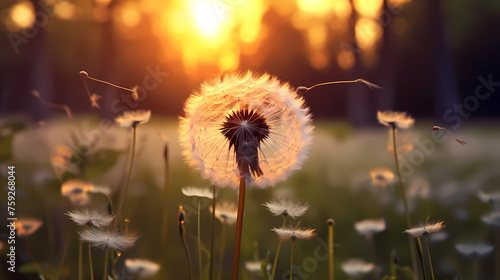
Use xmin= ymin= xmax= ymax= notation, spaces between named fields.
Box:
xmin=263 ymin=198 xmax=308 ymax=219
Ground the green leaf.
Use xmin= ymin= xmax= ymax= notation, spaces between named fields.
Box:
xmin=82 ymin=149 xmax=125 ymax=179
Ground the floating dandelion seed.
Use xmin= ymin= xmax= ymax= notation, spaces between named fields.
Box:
xmin=404 ymin=221 xmax=446 ymax=238
xmin=89 ymin=93 xmax=102 ymax=109
xmin=80 ymin=70 xmax=140 ymax=103
xmin=32 ymin=90 xmax=73 ymax=119
xmin=263 ymin=198 xmax=309 ymax=219
xmin=377 ymin=111 xmax=414 ymax=129
xmin=341 ymin=259 xmax=375 ymax=278
xmin=432 ymin=125 xmax=467 ymax=145
xmin=369 ymin=167 xmax=394 ymax=188
xmin=115 ymin=110 xmax=151 ymax=128
xmin=297 ymin=79 xmax=381 ymax=93
xmin=131 ymin=86 xmax=140 ymax=101
xmin=125 ymin=259 xmax=160 ymax=278
xmin=179 ymin=71 xmax=314 ymax=188
xmin=181 ymin=185 xmax=214 ymax=199
xmin=272 ymin=225 xmax=317 ymax=241
xmin=16 ymin=218 xmax=43 ymax=237
xmin=66 ymin=209 xmax=114 ymax=228
xmin=50 ymin=145 xmax=78 ymax=179
xmin=78 ymin=228 xmax=138 ymax=251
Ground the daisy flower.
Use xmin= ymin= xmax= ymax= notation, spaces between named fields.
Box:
xmin=404 ymin=221 xmax=445 ymax=238
xmin=16 ymin=218 xmax=43 ymax=238
xmin=354 ymin=218 xmax=386 ymax=237
xmin=179 ymin=71 xmax=313 ymax=188
xmin=66 ymin=208 xmax=114 ymax=228
xmin=125 ymin=259 xmax=160 ymax=278
xmin=263 ymin=198 xmax=309 ymax=219
xmin=181 ymin=186 xmax=214 ymax=199
xmin=341 ymin=259 xmax=375 ymax=278
xmin=377 ymin=111 xmax=415 ymax=129
xmin=115 ymin=110 xmax=151 ymax=128
xmin=369 ymin=167 xmax=394 ymax=188
xmin=78 ymin=228 xmax=138 ymax=251
xmin=272 ymin=225 xmax=317 ymax=241
xmin=455 ymin=242 xmax=494 ymax=259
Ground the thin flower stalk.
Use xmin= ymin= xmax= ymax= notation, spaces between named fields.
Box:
xmin=432 ymin=126 xmax=467 ymax=145
xmin=424 ymin=235 xmax=436 ymax=280
xmin=88 ymin=243 xmax=95 ymax=280
xmin=328 ymin=219 xmax=334 ymax=280
xmin=391 ymin=124 xmax=418 ymax=278
xmin=415 ymin=238 xmax=427 ymax=280
xmin=32 ymin=90 xmax=73 ymax=119
xmin=296 ymin=79 xmax=381 ymax=93
xmin=103 ymin=248 xmax=109 ymax=280
xmin=271 ymin=216 xmax=288 ymax=280
xmin=290 ymin=240 xmax=295 ymax=280
xmin=232 ymin=177 xmax=246 ymax=280
xmin=179 ymin=206 xmax=193 ymax=280
xmin=79 ymin=241 xmax=83 ymax=280
xmin=198 ymin=199 xmax=203 ymax=280
xmin=210 ymin=185 xmax=216 ymax=280
xmin=115 ymin=124 xmax=137 ymax=225
xmin=80 ymin=71 xmax=139 ymax=101
xmin=217 ymin=221 xmax=227 ymax=280
xmin=55 ymin=233 xmax=71 ymax=280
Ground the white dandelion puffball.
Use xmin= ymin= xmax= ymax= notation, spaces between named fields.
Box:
xmin=179 ymin=72 xmax=314 ymax=188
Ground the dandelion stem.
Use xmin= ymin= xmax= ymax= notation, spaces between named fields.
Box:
xmin=85 ymin=76 xmax=135 ymax=93
xmin=495 ymin=228 xmax=500 ymax=280
xmin=79 ymin=241 xmax=83 ymax=280
xmin=112 ymin=251 xmax=119 ymax=280
xmin=210 ymin=185 xmax=216 ymax=280
xmin=415 ymin=238 xmax=427 ymax=280
xmin=290 ymin=240 xmax=295 ymax=280
xmin=198 ymin=199 xmax=203 ymax=280
xmin=180 ymin=221 xmax=193 ymax=280
xmin=32 ymin=90 xmax=73 ymax=119
xmin=115 ymin=124 xmax=137 ymax=225
xmin=88 ymin=243 xmax=95 ymax=280
xmin=232 ymin=177 xmax=246 ymax=280
xmin=424 ymin=235 xmax=435 ymax=280
xmin=103 ymin=248 xmax=108 ymax=280
xmin=271 ymin=216 xmax=287 ymax=280
xmin=55 ymin=232 xmax=71 ymax=280
xmin=473 ymin=259 xmax=479 ymax=280
xmin=391 ymin=125 xmax=418 ymax=279
xmin=328 ymin=221 xmax=334 ymax=280
xmin=161 ymin=141 xmax=170 ymax=278
xmin=217 ymin=223 xmax=227 ymax=280
xmin=305 ymin=79 xmax=381 ymax=92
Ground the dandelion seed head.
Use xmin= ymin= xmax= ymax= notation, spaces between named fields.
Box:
xmin=341 ymin=259 xmax=375 ymax=278
xmin=404 ymin=221 xmax=445 ymax=238
xmin=16 ymin=218 xmax=43 ymax=237
xmin=125 ymin=259 xmax=160 ymax=278
xmin=377 ymin=111 xmax=414 ymax=129
xmin=211 ymin=201 xmax=238 ymax=224
xmin=61 ymin=179 xmax=94 ymax=206
xmin=181 ymin=186 xmax=214 ymax=199
xmin=296 ymin=86 xmax=308 ymax=94
xmin=271 ymin=225 xmax=316 ymax=241
xmin=78 ymin=228 xmax=138 ymax=251
xmin=179 ymin=71 xmax=314 ymax=189
xmin=455 ymin=242 xmax=494 ymax=259
xmin=263 ymin=198 xmax=308 ymax=219
xmin=354 ymin=218 xmax=386 ymax=237
xmin=115 ymin=110 xmax=151 ymax=128
xmin=66 ymin=208 xmax=114 ymax=228
xmin=327 ymin=218 xmax=335 ymax=226
xmin=369 ymin=167 xmax=394 ymax=188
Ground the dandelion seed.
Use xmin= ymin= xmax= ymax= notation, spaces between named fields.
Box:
xmin=211 ymin=201 xmax=238 ymax=224
xmin=271 ymin=225 xmax=317 ymax=241
xmin=245 ymin=260 xmax=271 ymax=275
xmin=181 ymin=186 xmax=214 ymax=199
xmin=179 ymin=71 xmax=314 ymax=188
xmin=50 ymin=145 xmax=78 ymax=179
xmin=32 ymin=90 xmax=73 ymax=119
xmin=115 ymin=110 xmax=151 ymax=128
xmin=432 ymin=125 xmax=467 ymax=145
xmin=377 ymin=111 xmax=414 ymax=129
xmin=78 ymin=228 xmax=138 ymax=251
xmin=404 ymin=221 xmax=446 ymax=238
xmin=455 ymin=242 xmax=494 ymax=259
xmin=481 ymin=211 xmax=500 ymax=227
xmin=80 ymin=70 xmax=139 ymax=102
xmin=66 ymin=209 xmax=114 ymax=228
xmin=341 ymin=259 xmax=375 ymax=278
xmin=369 ymin=168 xmax=394 ymax=188
xmin=354 ymin=218 xmax=386 ymax=237
xmin=125 ymin=259 xmax=160 ymax=278
xmin=131 ymin=86 xmax=139 ymax=101
xmin=89 ymin=93 xmax=102 ymax=109
xmin=16 ymin=218 xmax=43 ymax=237
xmin=298 ymin=79 xmax=381 ymax=93
xmin=263 ymin=198 xmax=308 ymax=219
